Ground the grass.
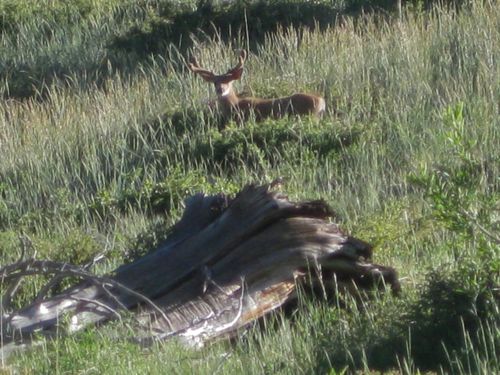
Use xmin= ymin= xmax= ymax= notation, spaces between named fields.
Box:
xmin=1 ymin=0 xmax=499 ymax=373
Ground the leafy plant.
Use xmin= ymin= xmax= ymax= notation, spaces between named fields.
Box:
xmin=409 ymin=103 xmax=499 ymax=242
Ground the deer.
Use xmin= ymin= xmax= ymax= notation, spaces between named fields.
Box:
xmin=188 ymin=50 xmax=326 ymax=125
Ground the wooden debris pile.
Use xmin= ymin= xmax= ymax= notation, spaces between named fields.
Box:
xmin=1 ymin=184 xmax=399 ymax=353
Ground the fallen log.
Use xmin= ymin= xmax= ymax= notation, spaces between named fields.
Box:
xmin=1 ymin=183 xmax=399 ymax=354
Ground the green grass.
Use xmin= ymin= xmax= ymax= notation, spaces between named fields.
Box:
xmin=1 ymin=0 xmax=499 ymax=373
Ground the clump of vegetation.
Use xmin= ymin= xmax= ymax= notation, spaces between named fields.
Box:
xmin=190 ymin=118 xmax=361 ymax=168
xmin=89 ymin=166 xmax=239 ymax=219
xmin=405 ymin=263 xmax=498 ymax=371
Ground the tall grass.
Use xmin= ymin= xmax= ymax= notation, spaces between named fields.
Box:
xmin=1 ymin=0 xmax=499 ymax=373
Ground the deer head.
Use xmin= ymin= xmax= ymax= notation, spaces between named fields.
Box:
xmin=188 ymin=50 xmax=247 ymax=98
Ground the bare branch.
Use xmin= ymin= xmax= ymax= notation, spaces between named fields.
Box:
xmin=0 ymin=259 xmax=172 ymax=331
xmin=460 ymin=209 xmax=500 ymax=244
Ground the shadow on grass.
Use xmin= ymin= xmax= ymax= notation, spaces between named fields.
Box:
xmin=109 ymin=0 xmax=346 ymax=57
xmin=112 ymin=111 xmax=364 ymax=220
xmin=2 ymin=0 xmax=404 ymax=100
xmin=3 ymin=0 xmax=468 ymax=100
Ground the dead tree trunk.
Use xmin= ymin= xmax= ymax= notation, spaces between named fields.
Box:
xmin=1 ymin=184 xmax=399 ymax=352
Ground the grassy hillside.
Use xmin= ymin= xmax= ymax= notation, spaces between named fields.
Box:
xmin=1 ymin=0 xmax=498 ymax=373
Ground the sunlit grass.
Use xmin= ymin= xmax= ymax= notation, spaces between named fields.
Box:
xmin=1 ymin=0 xmax=499 ymax=373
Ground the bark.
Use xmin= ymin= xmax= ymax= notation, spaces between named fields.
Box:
xmin=1 ymin=183 xmax=399 ymax=353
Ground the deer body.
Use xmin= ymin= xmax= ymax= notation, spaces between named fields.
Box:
xmin=188 ymin=51 xmax=325 ymax=124
xmin=219 ymin=90 xmax=325 ymax=123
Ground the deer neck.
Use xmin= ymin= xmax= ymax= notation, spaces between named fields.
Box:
xmin=217 ymin=87 xmax=240 ymax=113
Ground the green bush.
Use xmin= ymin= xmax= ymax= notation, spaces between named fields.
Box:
xmin=190 ymin=118 xmax=361 ymax=168
xmin=409 ymin=103 xmax=499 ymax=241
xmin=405 ymin=262 xmax=498 ymax=371
xmin=89 ymin=167 xmax=238 ymax=220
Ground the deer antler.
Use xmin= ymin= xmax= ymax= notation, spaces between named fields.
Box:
xmin=187 ymin=56 xmax=215 ymax=82
xmin=226 ymin=50 xmax=247 ymax=76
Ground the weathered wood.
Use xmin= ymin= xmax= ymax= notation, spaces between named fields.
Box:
xmin=1 ymin=183 xmax=399 ymax=352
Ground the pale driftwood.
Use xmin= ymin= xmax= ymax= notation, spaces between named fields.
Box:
xmin=1 ymin=184 xmax=399 ymax=354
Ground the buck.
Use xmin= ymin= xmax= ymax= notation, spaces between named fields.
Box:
xmin=188 ymin=50 xmax=325 ymax=124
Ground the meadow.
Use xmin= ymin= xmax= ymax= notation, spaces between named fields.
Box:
xmin=0 ymin=0 xmax=498 ymax=373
